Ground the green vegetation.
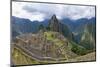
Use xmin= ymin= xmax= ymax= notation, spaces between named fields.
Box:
xmin=79 ymin=23 xmax=95 ymax=50
xmin=71 ymin=41 xmax=87 ymax=55
xmin=80 ymin=40 xmax=94 ymax=50
xmin=71 ymin=45 xmax=87 ymax=55
xmin=54 ymin=39 xmax=65 ymax=47
xmin=39 ymin=24 xmax=46 ymax=32
xmin=12 ymin=47 xmax=39 ymax=65
xmin=44 ymin=31 xmax=55 ymax=41
xmin=44 ymin=31 xmax=66 ymax=47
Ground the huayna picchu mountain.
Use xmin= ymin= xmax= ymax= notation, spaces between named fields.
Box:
xmin=48 ymin=15 xmax=74 ymax=40
xmin=49 ymin=15 xmax=61 ymax=32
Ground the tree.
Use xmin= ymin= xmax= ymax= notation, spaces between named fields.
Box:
xmin=46 ymin=26 xmax=50 ymax=31
xmin=39 ymin=24 xmax=46 ymax=32
xmin=71 ymin=44 xmax=87 ymax=55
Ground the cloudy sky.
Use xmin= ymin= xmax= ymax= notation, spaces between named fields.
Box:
xmin=12 ymin=2 xmax=95 ymax=22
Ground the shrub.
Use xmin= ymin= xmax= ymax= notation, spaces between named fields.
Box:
xmin=71 ymin=44 xmax=87 ymax=55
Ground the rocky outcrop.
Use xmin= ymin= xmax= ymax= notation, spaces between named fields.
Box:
xmin=49 ymin=15 xmax=61 ymax=32
xmin=79 ymin=23 xmax=96 ymax=50
xmin=48 ymin=15 xmax=74 ymax=40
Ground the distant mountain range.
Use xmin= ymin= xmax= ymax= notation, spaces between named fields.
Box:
xmin=61 ymin=17 xmax=96 ymax=33
xmin=11 ymin=15 xmax=96 ymax=45
xmin=12 ymin=16 xmax=95 ymax=33
xmin=12 ymin=16 xmax=39 ymax=37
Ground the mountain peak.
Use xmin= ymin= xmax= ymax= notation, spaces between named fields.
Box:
xmin=51 ymin=14 xmax=57 ymax=19
xmin=49 ymin=14 xmax=60 ymax=32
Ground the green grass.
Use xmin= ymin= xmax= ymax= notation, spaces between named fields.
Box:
xmin=54 ymin=39 xmax=65 ymax=47
xmin=70 ymin=41 xmax=88 ymax=55
xmin=44 ymin=31 xmax=55 ymax=40
xmin=12 ymin=47 xmax=39 ymax=65
xmin=44 ymin=31 xmax=65 ymax=47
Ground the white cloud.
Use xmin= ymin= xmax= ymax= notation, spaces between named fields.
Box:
xmin=12 ymin=2 xmax=45 ymax=21
xmin=12 ymin=2 xmax=95 ymax=21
